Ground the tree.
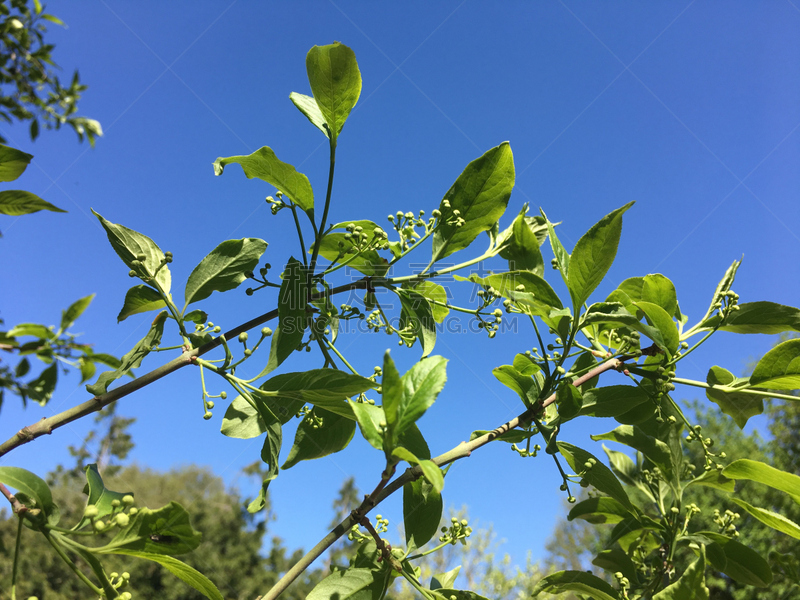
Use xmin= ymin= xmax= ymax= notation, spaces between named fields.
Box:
xmin=2 ymin=41 xmax=800 ymax=600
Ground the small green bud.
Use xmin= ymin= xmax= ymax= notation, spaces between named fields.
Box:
xmin=220 ymin=391 xmax=227 ymax=400
xmin=122 ymin=495 xmax=134 ymax=506
xmin=206 ymin=400 xmax=215 ymax=409
xmin=115 ymin=513 xmax=130 ymax=527
xmin=84 ymin=505 xmax=99 ymax=519
xmin=238 ymin=332 xmax=248 ymax=342
xmin=245 ymin=288 xmax=254 ymax=296
xmin=94 ymin=520 xmax=107 ymax=532
xmin=203 ymin=412 xmax=213 ymax=420
xmin=128 ymin=269 xmax=137 ymax=277
xmin=262 ymin=327 xmax=273 ymax=336
xmin=213 ymin=326 xmax=221 ymax=333
xmin=128 ymin=507 xmax=138 ymax=516
xmin=111 ymin=499 xmax=121 ymax=508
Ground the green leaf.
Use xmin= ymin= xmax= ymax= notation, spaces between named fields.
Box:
xmin=435 ymin=590 xmax=491 ymax=600
xmin=431 ymin=142 xmax=515 ymax=262
xmin=496 ymin=205 xmax=546 ymax=275
xmin=111 ymin=550 xmax=223 ymax=600
xmin=633 ymin=301 xmax=679 ymax=355
xmin=184 ymin=238 xmax=268 ymax=308
xmin=419 ymin=460 xmax=444 ymax=493
xmin=60 ymin=294 xmax=95 ymax=331
xmin=531 ymin=570 xmax=621 ymax=600
xmin=543 ymin=209 xmax=570 ymax=286
xmin=593 ymin=549 xmax=639 ymax=586
xmin=430 ymin=566 xmax=461 ymax=591
xmin=506 ymin=367 xmax=550 ymax=406
xmin=580 ymin=301 xmax=667 ymax=352
xmin=685 ymin=468 xmax=735 ymax=493
xmin=591 ymin=425 xmax=675 ymax=484
xmin=456 ymin=271 xmax=562 ymax=321
xmin=7 ymin=323 xmax=54 ymax=340
xmin=700 ymin=531 xmax=773 ymax=587
xmin=117 ymin=285 xmax=166 ymax=323
xmin=557 ymin=442 xmax=633 ymax=510
xmin=289 ymin=92 xmax=329 ymax=138
xmin=282 ymin=407 xmax=355 ymax=469
xmin=731 ymin=498 xmax=800 ymax=540
xmin=567 ymin=496 xmax=633 ymax=524
xmin=213 ymin=147 xmax=314 ymax=214
xmin=396 ymin=289 xmax=437 ymax=357
xmin=92 ymin=210 xmax=171 ymax=293
xmin=556 ymin=382 xmax=582 ymax=422
xmin=350 ymin=402 xmax=386 ymax=450
xmin=87 ymin=311 xmax=167 ymax=396
xmin=705 ymin=366 xmax=763 ymax=429
xmin=403 ymin=476 xmax=443 ymax=549
xmin=0 ymin=190 xmax=66 ymax=215
xmin=26 ymin=362 xmax=58 ymax=406
xmin=305 ymin=42 xmax=362 ymax=145
xmin=0 ymin=144 xmax=33 ymax=181
xmin=220 ymin=396 xmax=265 ymax=439
xmin=705 ymin=258 xmax=742 ymax=319
xmin=469 ymin=428 xmax=536 ymax=444
xmin=579 ymin=385 xmax=650 ymax=418
xmin=750 ymin=338 xmax=800 ymax=390
xmin=567 ymin=202 xmax=634 ymax=308
xmin=96 ymin=501 xmax=202 ymax=556
xmin=0 ymin=466 xmax=56 ymax=524
xmin=653 ymin=546 xmax=708 ymax=600
xmin=307 ymin=567 xmax=386 ymax=600
xmin=617 ymin=274 xmax=679 ymax=318
xmin=382 ymin=351 xmax=403 ymax=433
xmin=74 ymin=464 xmax=132 ymax=530
xmin=383 ymin=354 xmax=447 ymax=442
xmin=722 ymin=458 xmax=800 ymax=500
xmin=409 ymin=281 xmax=449 ymax=323
xmin=261 ymin=258 xmax=308 ymax=376
xmin=697 ymin=301 xmax=800 ymax=334
xmin=257 ymin=369 xmax=377 ymax=420
xmin=314 ymin=222 xmax=389 ymax=277
xmin=183 ymin=310 xmax=207 ymax=324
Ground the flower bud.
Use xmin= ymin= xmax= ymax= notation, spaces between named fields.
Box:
xmin=84 ymin=505 xmax=99 ymax=519
xmin=122 ymin=495 xmax=135 ymax=506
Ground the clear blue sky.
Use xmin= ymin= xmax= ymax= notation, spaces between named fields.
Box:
xmin=1 ymin=0 xmax=799 ymax=576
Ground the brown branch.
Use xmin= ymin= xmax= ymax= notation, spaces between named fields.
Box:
xmin=0 ymin=278 xmax=372 ymax=459
xmin=262 ymin=356 xmax=625 ymax=600
xmin=0 ymin=482 xmax=29 ymax=517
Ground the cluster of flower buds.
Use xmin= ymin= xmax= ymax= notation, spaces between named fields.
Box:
xmin=388 ymin=210 xmax=429 ymax=253
xmin=608 ymin=329 xmax=641 ymax=355
xmin=435 ymin=199 xmax=465 ymax=229
xmin=713 ymin=508 xmax=741 ymax=537
xmin=127 ymin=252 xmax=170 ymax=282
xmin=439 ymin=517 xmax=472 ymax=545
xmin=266 ymin=191 xmax=288 ymax=215
xmin=715 ymin=289 xmax=741 ymax=320
xmin=245 ymin=262 xmax=272 ymax=296
xmin=685 ymin=424 xmax=727 ymax=470
xmin=338 ymin=222 xmax=390 ymax=257
xmin=83 ymin=494 xmax=137 ymax=534
xmin=510 ymin=441 xmax=541 ymax=458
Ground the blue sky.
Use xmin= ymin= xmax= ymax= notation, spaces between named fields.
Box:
xmin=1 ymin=0 xmax=799 ymax=578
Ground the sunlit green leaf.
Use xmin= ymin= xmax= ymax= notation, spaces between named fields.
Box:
xmin=0 ymin=466 xmax=56 ymax=524
xmin=60 ymin=294 xmax=95 ymax=331
xmin=532 ymin=570 xmax=620 ymax=600
xmin=731 ymin=498 xmax=800 ymax=540
xmin=567 ymin=202 xmax=634 ymax=309
xmin=74 ymin=464 xmax=132 ymax=530
xmin=350 ymin=401 xmax=385 ymax=450
xmin=431 ymin=143 xmax=515 ymax=262
xmin=697 ymin=301 xmax=800 ymax=334
xmin=633 ymin=301 xmax=678 ymax=355
xmin=404 ymin=476 xmax=442 ymax=549
xmin=111 ymin=550 xmax=223 ymax=600
xmin=117 ymin=285 xmax=166 ymax=323
xmin=496 ymin=205 xmax=547 ymax=275
xmin=567 ymin=496 xmax=632 ymax=524
xmin=579 ymin=385 xmax=650 ymax=418
xmin=653 ymin=546 xmax=708 ymax=600
xmin=705 ymin=366 xmax=763 ymax=429
xmin=213 ymin=147 xmax=314 ymax=214
xmin=96 ymin=501 xmax=202 ymax=556
xmin=282 ymin=407 xmax=355 ymax=469
xmin=750 ymin=338 xmax=800 ymax=390
xmin=307 ymin=567 xmax=387 ymax=600
xmin=314 ymin=220 xmax=389 ymax=276
xmin=557 ymin=442 xmax=632 ymax=510
xmin=396 ymin=289 xmax=437 ymax=357
xmin=305 ymin=42 xmax=362 ymax=145
xmin=700 ymin=531 xmax=773 ymax=587
xmin=220 ymin=396 xmax=265 ymax=439
xmin=289 ymin=92 xmax=329 ymax=138
xmin=0 ymin=144 xmax=33 ymax=181
xmin=184 ymin=238 xmax=267 ymax=308
xmin=0 ymin=189 xmax=66 ymax=215
xmin=722 ymin=458 xmax=800 ymax=501
xmin=261 ymin=258 xmax=308 ymax=376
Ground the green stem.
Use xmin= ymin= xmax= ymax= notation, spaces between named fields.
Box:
xmin=323 ymin=338 xmax=357 ymax=375
xmin=289 ymin=203 xmax=308 ymax=268
xmin=389 ymin=249 xmax=494 ymax=285
xmin=671 ymin=377 xmax=800 ymax=401
xmin=11 ymin=516 xmax=22 ymax=600
xmin=309 ymin=142 xmax=336 ymax=277
xmin=388 ymin=225 xmax=436 ymax=267
xmin=43 ymin=531 xmax=102 ymax=595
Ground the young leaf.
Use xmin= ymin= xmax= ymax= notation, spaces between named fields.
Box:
xmin=685 ymin=468 xmax=735 ymax=493
xmin=722 ymin=458 xmax=800 ymax=500
xmin=632 ymin=301 xmax=679 ymax=355
xmin=556 ymin=382 xmax=582 ymax=421
xmin=220 ymin=396 xmax=265 ymax=439
xmin=419 ymin=460 xmax=444 ymax=493
xmin=117 ymin=285 xmax=166 ymax=322
xmin=0 ymin=144 xmax=33 ymax=181
xmin=697 ymin=301 xmax=800 ymax=334
xmin=74 ymin=464 xmax=132 ymax=530
xmin=557 ymin=442 xmax=633 ymax=510
xmin=289 ymin=92 xmax=329 ymax=138
xmin=652 ymin=546 xmax=708 ymax=600
xmin=92 ymin=210 xmax=171 ymax=293
xmin=750 ymin=338 xmax=800 ymax=390
xmin=307 ymin=567 xmax=386 ymax=600
xmin=60 ymin=294 xmax=95 ymax=331
xmin=567 ymin=202 xmax=634 ymax=309
xmin=431 ymin=142 xmax=515 ymax=263
xmin=493 ymin=364 xmax=540 ymax=408
xmin=0 ymin=190 xmax=66 ymax=215
xmin=258 ymin=369 xmax=377 ymax=420
xmin=87 ymin=311 xmax=167 ymax=396
xmin=700 ymin=532 xmax=773 ymax=587
xmin=731 ymin=498 xmax=800 ymax=540
xmin=0 ymin=466 xmax=57 ymax=524
xmin=261 ymin=258 xmax=308 ymax=376
xmin=591 ymin=425 xmax=675 ymax=484
xmin=350 ymin=401 xmax=386 ymax=450
xmin=7 ymin=323 xmax=55 ymax=340
xmin=281 ymin=407 xmax=355 ymax=469
xmin=382 ymin=351 xmax=403 ymax=433
xmin=542 ymin=208 xmax=570 ymax=286
xmin=704 ymin=258 xmax=741 ymax=318
xmin=580 ymin=301 xmax=667 ymax=352
xmin=430 ymin=566 xmax=461 ymax=591
xmin=385 ymin=354 xmax=448 ymax=440
xmin=496 ymin=205 xmax=546 ymax=275
xmin=531 ymin=570 xmax=621 ymax=600
xmin=396 ymin=288 xmax=437 ymax=357
xmin=593 ymin=549 xmax=639 ymax=586
xmin=110 ymin=550 xmax=223 ymax=600
xmin=213 ymin=147 xmax=314 ymax=214
xmin=403 ymin=476 xmax=443 ymax=549
xmin=26 ymin=362 xmax=58 ymax=405
xmin=305 ymin=42 xmax=362 ymax=145
xmin=96 ymin=501 xmax=202 ymax=556
xmin=456 ymin=271 xmax=562 ymax=321
xmin=409 ymin=281 xmax=449 ymax=323
xmin=705 ymin=366 xmax=763 ymax=429
xmin=567 ymin=496 xmax=633 ymax=524
xmin=184 ymin=238 xmax=268 ymax=308
xmin=314 ymin=221 xmax=389 ymax=277
xmin=579 ymin=385 xmax=650 ymax=418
